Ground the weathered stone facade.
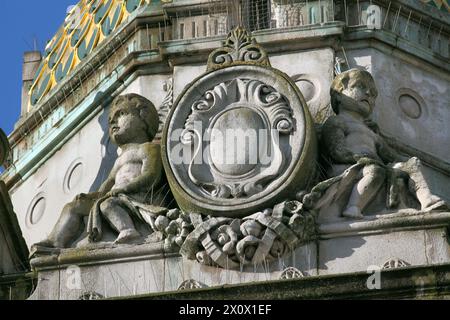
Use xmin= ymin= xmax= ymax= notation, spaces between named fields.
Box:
xmin=1 ymin=0 xmax=449 ymax=300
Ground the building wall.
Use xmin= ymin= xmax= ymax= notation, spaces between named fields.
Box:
xmin=172 ymin=47 xmax=335 ymax=121
xmin=342 ymin=48 xmax=450 ymax=162
xmin=9 ymin=43 xmax=450 ymax=248
xmin=9 ymin=73 xmax=171 ymax=247
xmin=0 ymin=230 xmax=16 ymax=275
xmin=10 ymin=111 xmax=113 ymax=247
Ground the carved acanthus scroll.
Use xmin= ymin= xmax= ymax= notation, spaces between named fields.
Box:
xmin=207 ymin=27 xmax=270 ymax=71
xmin=180 ymin=79 xmax=294 ymax=199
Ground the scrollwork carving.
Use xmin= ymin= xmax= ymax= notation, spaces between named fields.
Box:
xmin=163 ymin=26 xmax=317 ymax=219
xmin=181 ymin=79 xmax=294 ymax=200
xmin=177 ymin=200 xmax=316 ymax=269
xmin=157 ymin=78 xmax=174 ymax=138
xmin=207 ymin=27 xmax=270 ymax=71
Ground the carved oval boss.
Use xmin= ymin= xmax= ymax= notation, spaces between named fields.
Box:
xmin=162 ymin=27 xmax=317 ymax=218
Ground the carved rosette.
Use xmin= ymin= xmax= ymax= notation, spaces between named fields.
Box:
xmin=178 ymin=280 xmax=207 ymax=290
xmin=382 ymin=258 xmax=411 ymax=269
xmin=280 ymin=267 xmax=304 ymax=280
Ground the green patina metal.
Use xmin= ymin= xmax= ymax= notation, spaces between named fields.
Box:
xmin=420 ymin=0 xmax=450 ymax=13
xmin=28 ymin=0 xmax=156 ymax=108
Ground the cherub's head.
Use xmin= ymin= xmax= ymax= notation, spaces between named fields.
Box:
xmin=330 ymin=68 xmax=378 ymax=117
xmin=109 ymin=94 xmax=159 ymax=145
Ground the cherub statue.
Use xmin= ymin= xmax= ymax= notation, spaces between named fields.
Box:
xmin=321 ymin=68 xmax=446 ymax=219
xmin=32 ymin=94 xmax=166 ymax=251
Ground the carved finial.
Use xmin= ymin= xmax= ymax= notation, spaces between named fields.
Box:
xmin=0 ymin=129 xmax=10 ymax=167
xmin=207 ymin=26 xmax=270 ymax=71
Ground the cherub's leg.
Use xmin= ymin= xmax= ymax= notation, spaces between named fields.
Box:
xmin=99 ymin=198 xmax=141 ymax=243
xmin=343 ymin=164 xmax=385 ymax=219
xmin=35 ymin=200 xmax=92 ymax=248
xmin=404 ymin=157 xmax=447 ymax=210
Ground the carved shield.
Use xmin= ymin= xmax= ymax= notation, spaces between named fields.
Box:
xmin=162 ymin=28 xmax=317 ymax=217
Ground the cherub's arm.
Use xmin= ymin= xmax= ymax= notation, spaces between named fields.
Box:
xmin=75 ymin=167 xmax=116 ymax=201
xmin=98 ymin=175 xmax=116 ymax=194
xmin=322 ymin=117 xmax=356 ymax=164
xmin=114 ymin=144 xmax=162 ymax=195
xmin=376 ymin=136 xmax=408 ymax=164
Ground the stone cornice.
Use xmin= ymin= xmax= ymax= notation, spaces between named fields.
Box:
xmin=382 ymin=133 xmax=450 ymax=176
xmin=380 ymin=0 xmax=450 ymax=26
xmin=29 ymin=210 xmax=450 ymax=272
xmin=319 ymin=210 xmax=450 ymax=239
xmin=124 ymin=262 xmax=450 ymax=300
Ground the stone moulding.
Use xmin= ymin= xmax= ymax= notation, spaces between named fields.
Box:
xmin=79 ymin=292 xmax=104 ymax=300
xmin=30 ymin=241 xmax=176 ymax=271
xmin=126 ymin=262 xmax=450 ymax=300
xmin=29 ymin=210 xmax=450 ymax=272
xmin=30 ymin=199 xmax=317 ymax=271
xmin=318 ymin=210 xmax=450 ymax=239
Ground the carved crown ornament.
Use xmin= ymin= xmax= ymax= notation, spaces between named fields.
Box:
xmin=207 ymin=26 xmax=271 ymax=71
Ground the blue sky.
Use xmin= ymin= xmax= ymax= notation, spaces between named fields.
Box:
xmin=0 ymin=1 xmax=77 ymax=136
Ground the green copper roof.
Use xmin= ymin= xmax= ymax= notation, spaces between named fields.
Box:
xmin=28 ymin=0 xmax=171 ymax=109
